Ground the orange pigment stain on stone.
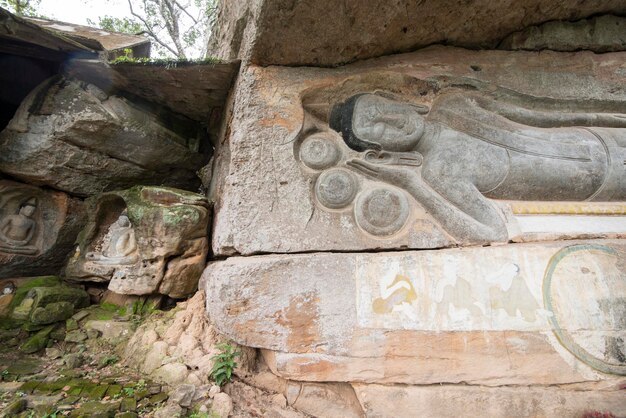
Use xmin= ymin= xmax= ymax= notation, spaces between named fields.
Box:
xmin=274 ymin=292 xmax=320 ymax=353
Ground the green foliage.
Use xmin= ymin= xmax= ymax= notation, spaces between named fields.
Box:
xmin=0 ymin=0 xmax=40 ymax=16
xmin=209 ymin=342 xmax=241 ymax=387
xmin=93 ymin=0 xmax=219 ymax=59
xmin=99 ymin=354 xmax=119 ymax=368
xmin=87 ymin=15 xmax=142 ymax=34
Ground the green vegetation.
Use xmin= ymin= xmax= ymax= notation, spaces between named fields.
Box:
xmin=110 ymin=48 xmax=222 ymax=66
xmin=99 ymin=354 xmax=120 ymax=369
xmin=209 ymin=342 xmax=241 ymax=387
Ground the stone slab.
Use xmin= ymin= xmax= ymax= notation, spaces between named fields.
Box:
xmin=208 ymin=0 xmax=626 ymax=66
xmin=204 ymin=239 xmax=626 ymax=385
xmin=351 ymin=384 xmax=626 ymax=418
xmin=210 ymin=47 xmax=626 ymax=256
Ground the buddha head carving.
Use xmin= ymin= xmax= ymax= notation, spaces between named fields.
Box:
xmin=330 ymin=93 xmax=429 ymax=152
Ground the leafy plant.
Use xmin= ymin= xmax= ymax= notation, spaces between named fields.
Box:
xmin=209 ymin=342 xmax=241 ymax=387
xmin=122 ymin=386 xmax=135 ymax=397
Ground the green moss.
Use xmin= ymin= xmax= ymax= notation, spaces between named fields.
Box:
xmin=100 ymin=303 xmax=120 ymax=312
xmin=0 ymin=316 xmax=24 ymax=330
xmin=20 ymin=324 xmax=54 ymax=354
xmin=8 ymin=276 xmax=61 ymax=312
xmin=163 ymin=206 xmax=201 ymax=226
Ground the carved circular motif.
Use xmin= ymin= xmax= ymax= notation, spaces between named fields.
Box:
xmin=300 ymin=133 xmax=341 ymax=170
xmin=543 ymin=244 xmax=626 ymax=375
xmin=314 ymin=169 xmax=358 ymax=210
xmin=355 ymin=187 xmax=409 ymax=236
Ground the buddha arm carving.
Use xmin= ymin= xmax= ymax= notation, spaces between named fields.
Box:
xmin=470 ymin=94 xmax=626 ymax=128
xmin=347 ymin=160 xmax=508 ymax=242
xmin=115 ymin=231 xmax=136 ymax=257
xmin=0 ymin=217 xmax=35 ymax=246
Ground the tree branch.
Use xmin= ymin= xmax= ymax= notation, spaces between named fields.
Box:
xmin=126 ymin=0 xmax=179 ymax=57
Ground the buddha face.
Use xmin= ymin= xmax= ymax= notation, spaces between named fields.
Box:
xmin=117 ymin=215 xmax=131 ymax=228
xmin=351 ymin=94 xmax=426 ymax=152
xmin=19 ymin=204 xmax=36 ymax=217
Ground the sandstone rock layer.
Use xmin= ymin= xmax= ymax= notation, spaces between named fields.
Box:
xmin=204 ymin=240 xmax=626 ymax=385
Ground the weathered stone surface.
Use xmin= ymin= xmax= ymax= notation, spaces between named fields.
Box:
xmin=204 ymin=240 xmax=626 ymax=385
xmin=65 ymin=59 xmax=241 ymax=124
xmin=352 ymin=384 xmax=626 ymax=418
xmin=210 ymin=392 xmax=233 ymax=418
xmin=285 ymin=382 xmax=364 ymax=418
xmin=0 ymin=76 xmax=206 ymax=196
xmin=210 ymin=47 xmax=626 ymax=256
xmin=84 ymin=320 xmax=133 ymax=344
xmin=65 ymin=186 xmax=209 ymax=297
xmin=208 ymin=0 xmax=626 ymax=66
xmin=500 ymin=15 xmax=626 ymax=53
xmin=0 ymin=180 xmax=85 ymax=278
xmin=124 ymin=292 xmax=254 ymax=385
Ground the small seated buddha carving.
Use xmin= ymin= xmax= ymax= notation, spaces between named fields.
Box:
xmin=86 ymin=213 xmax=138 ymax=265
xmin=0 ymin=198 xmax=38 ymax=255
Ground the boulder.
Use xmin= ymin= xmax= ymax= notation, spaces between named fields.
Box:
xmin=11 ymin=285 xmax=89 ymax=323
xmin=0 ymin=76 xmax=206 ymax=196
xmin=65 ymin=186 xmax=209 ymax=297
xmin=0 ymin=180 xmax=85 ymax=278
xmin=208 ymin=0 xmax=626 ymax=65
xmin=209 ymin=47 xmax=626 ymax=256
xmin=204 ymin=240 xmax=626 ymax=385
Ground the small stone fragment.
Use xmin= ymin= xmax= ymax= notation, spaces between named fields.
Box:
xmin=72 ymin=310 xmax=90 ymax=321
xmin=208 ymin=385 xmax=221 ymax=398
xmin=87 ymin=328 xmax=101 ymax=339
xmin=154 ymin=404 xmax=183 ymax=418
xmin=148 ymin=392 xmax=169 ymax=405
xmin=120 ymin=397 xmax=137 ymax=412
xmin=115 ymin=412 xmax=138 ymax=418
xmin=169 ymin=383 xmax=196 ymax=408
xmin=45 ymin=347 xmax=62 ymax=359
xmin=65 ymin=318 xmax=79 ymax=331
xmin=211 ymin=392 xmax=233 ymax=418
xmin=20 ymin=325 xmax=54 ymax=353
xmin=63 ymin=353 xmax=84 ymax=369
xmin=65 ymin=330 xmax=88 ymax=343
xmin=2 ymin=398 xmax=27 ymax=416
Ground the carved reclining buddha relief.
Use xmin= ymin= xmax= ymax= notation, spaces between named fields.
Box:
xmin=295 ymin=84 xmax=626 ymax=244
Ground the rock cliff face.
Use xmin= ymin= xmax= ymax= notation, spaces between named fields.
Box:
xmin=2 ymin=3 xmax=626 ymax=417
xmin=0 ymin=77 xmax=206 ymax=197
xmin=208 ymin=0 xmax=626 ymax=66
xmin=200 ymin=2 xmax=626 ymax=416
